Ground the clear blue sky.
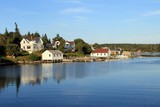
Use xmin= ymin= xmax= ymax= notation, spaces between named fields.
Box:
xmin=1 ymin=0 xmax=160 ymax=44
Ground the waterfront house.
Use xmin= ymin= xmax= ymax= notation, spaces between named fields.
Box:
xmin=90 ymin=48 xmax=111 ymax=60
xmin=64 ymin=41 xmax=75 ymax=52
xmin=20 ymin=36 xmax=44 ymax=54
xmin=42 ymin=50 xmax=63 ymax=62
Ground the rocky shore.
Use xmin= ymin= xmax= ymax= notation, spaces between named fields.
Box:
xmin=0 ymin=57 xmax=129 ymax=65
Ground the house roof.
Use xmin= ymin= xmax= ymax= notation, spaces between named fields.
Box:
xmin=47 ymin=50 xmax=63 ymax=54
xmin=24 ymin=36 xmax=42 ymax=43
xmin=91 ymin=48 xmax=109 ymax=53
xmin=66 ymin=41 xmax=75 ymax=44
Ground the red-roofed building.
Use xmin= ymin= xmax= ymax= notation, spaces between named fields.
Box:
xmin=64 ymin=41 xmax=75 ymax=52
xmin=90 ymin=48 xmax=110 ymax=58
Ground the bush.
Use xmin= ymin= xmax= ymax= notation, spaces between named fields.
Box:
xmin=28 ymin=54 xmax=41 ymax=61
xmin=0 ymin=57 xmax=15 ymax=65
xmin=18 ymin=50 xmax=29 ymax=56
xmin=6 ymin=44 xmax=19 ymax=56
xmin=0 ymin=45 xmax=6 ymax=56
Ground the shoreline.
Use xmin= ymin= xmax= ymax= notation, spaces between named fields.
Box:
xmin=0 ymin=58 xmax=123 ymax=65
xmin=1 ymin=57 xmax=159 ymax=65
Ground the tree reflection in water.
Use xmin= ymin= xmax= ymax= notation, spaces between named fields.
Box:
xmin=0 ymin=62 xmax=110 ymax=95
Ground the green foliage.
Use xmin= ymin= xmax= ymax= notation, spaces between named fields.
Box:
xmin=37 ymin=49 xmax=46 ymax=53
xmin=5 ymin=28 xmax=9 ymax=36
xmin=34 ymin=32 xmax=40 ymax=37
xmin=64 ymin=53 xmax=84 ymax=57
xmin=0 ymin=57 xmax=15 ymax=65
xmin=74 ymin=38 xmax=84 ymax=44
xmin=93 ymin=43 xmax=101 ymax=48
xmin=100 ymin=44 xmax=160 ymax=52
xmin=52 ymin=34 xmax=65 ymax=52
xmin=74 ymin=38 xmax=91 ymax=55
xmin=6 ymin=44 xmax=19 ymax=56
xmin=0 ymin=45 xmax=6 ymax=56
xmin=0 ymin=23 xmax=22 ymax=56
xmin=42 ymin=34 xmax=50 ymax=48
xmin=158 ymin=44 xmax=160 ymax=52
xmin=12 ymin=33 xmax=21 ymax=44
xmin=0 ymin=34 xmax=7 ymax=45
xmin=28 ymin=54 xmax=41 ymax=61
xmin=13 ymin=23 xmax=21 ymax=44
xmin=18 ymin=50 xmax=29 ymax=56
xmin=15 ymin=22 xmax=20 ymax=33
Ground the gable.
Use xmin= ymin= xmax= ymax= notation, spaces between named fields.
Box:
xmin=42 ymin=50 xmax=51 ymax=55
xmin=20 ymin=38 xmax=29 ymax=44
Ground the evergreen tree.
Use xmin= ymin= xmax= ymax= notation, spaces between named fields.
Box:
xmin=15 ymin=22 xmax=20 ymax=34
xmin=34 ymin=32 xmax=40 ymax=37
xmin=5 ymin=28 xmax=8 ymax=36
xmin=12 ymin=22 xmax=21 ymax=45
xmin=42 ymin=33 xmax=50 ymax=48
xmin=6 ymin=44 xmax=19 ymax=56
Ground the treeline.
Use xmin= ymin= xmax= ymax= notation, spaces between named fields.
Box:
xmin=0 ymin=23 xmax=52 ymax=56
xmin=0 ymin=23 xmax=91 ymax=57
xmin=93 ymin=43 xmax=160 ymax=52
xmin=1 ymin=23 xmax=159 ymax=58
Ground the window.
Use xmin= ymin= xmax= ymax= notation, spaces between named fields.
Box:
xmin=49 ymin=54 xmax=51 ymax=57
xmin=23 ymin=47 xmax=25 ymax=49
xmin=27 ymin=46 xmax=31 ymax=49
xmin=23 ymin=41 xmax=25 ymax=44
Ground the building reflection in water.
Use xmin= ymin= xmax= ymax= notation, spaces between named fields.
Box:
xmin=0 ymin=62 xmax=110 ymax=95
xmin=21 ymin=64 xmax=42 ymax=85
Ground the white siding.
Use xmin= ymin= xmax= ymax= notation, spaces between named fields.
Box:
xmin=91 ymin=53 xmax=109 ymax=58
xmin=20 ymin=38 xmax=44 ymax=54
xmin=42 ymin=50 xmax=63 ymax=61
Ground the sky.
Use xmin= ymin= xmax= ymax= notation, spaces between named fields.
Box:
xmin=0 ymin=0 xmax=160 ymax=44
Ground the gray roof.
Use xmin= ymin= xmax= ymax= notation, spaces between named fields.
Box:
xmin=47 ymin=50 xmax=63 ymax=54
xmin=24 ymin=37 xmax=43 ymax=43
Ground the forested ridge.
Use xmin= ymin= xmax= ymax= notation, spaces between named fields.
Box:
xmin=99 ymin=43 xmax=160 ymax=52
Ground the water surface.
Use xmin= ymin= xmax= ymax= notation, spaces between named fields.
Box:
xmin=0 ymin=58 xmax=160 ymax=107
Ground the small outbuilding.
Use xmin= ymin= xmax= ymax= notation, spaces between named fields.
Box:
xmin=42 ymin=50 xmax=63 ymax=62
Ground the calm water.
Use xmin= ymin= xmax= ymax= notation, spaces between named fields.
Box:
xmin=0 ymin=58 xmax=160 ymax=107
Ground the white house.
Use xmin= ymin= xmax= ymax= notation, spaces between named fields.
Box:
xmin=42 ymin=50 xmax=63 ymax=62
xmin=20 ymin=37 xmax=44 ymax=54
xmin=64 ymin=41 xmax=75 ymax=52
xmin=90 ymin=48 xmax=111 ymax=58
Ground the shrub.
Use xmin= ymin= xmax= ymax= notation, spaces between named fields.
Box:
xmin=0 ymin=45 xmax=6 ymax=56
xmin=0 ymin=57 xmax=15 ymax=65
xmin=18 ymin=50 xmax=29 ymax=56
xmin=28 ymin=54 xmax=41 ymax=61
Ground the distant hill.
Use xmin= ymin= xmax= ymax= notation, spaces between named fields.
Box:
xmin=99 ymin=43 xmax=160 ymax=52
